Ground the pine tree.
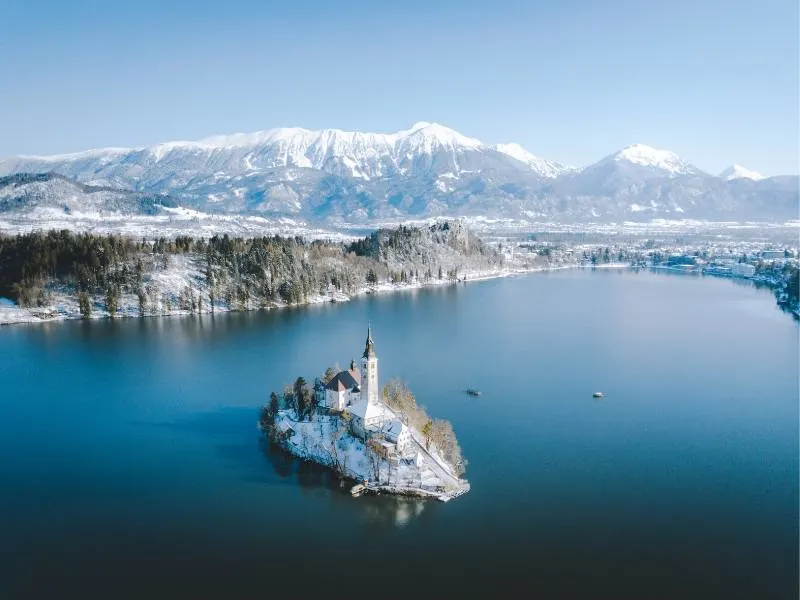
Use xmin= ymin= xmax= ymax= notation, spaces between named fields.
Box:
xmin=138 ymin=288 xmax=147 ymax=317
xmin=105 ymin=286 xmax=118 ymax=318
xmin=78 ymin=292 xmax=92 ymax=320
xmin=269 ymin=391 xmax=280 ymax=416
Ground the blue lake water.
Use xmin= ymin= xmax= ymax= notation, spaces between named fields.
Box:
xmin=0 ymin=270 xmax=797 ymax=598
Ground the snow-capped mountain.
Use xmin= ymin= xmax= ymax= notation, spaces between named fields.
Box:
xmin=532 ymin=143 xmax=795 ymax=219
xmin=4 ymin=122 xmax=502 ymax=184
xmin=492 ymin=143 xmax=568 ymax=178
xmin=0 ymin=124 xmax=796 ymax=223
xmin=550 ymin=143 xmax=706 ymax=211
xmin=611 ymin=143 xmax=697 ymax=176
xmin=0 ymin=122 xmax=560 ymax=220
xmin=719 ymin=164 xmax=765 ymax=181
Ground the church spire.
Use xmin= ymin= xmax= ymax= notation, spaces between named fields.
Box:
xmin=363 ymin=324 xmax=376 ymax=359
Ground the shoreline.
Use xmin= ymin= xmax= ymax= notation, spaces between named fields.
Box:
xmin=0 ymin=262 xmax=585 ymax=327
xmin=3 ymin=260 xmax=794 ymax=327
xmin=264 ymin=410 xmax=471 ymax=503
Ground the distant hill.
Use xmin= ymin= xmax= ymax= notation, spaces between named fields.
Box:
xmin=0 ymin=172 xmax=176 ymax=217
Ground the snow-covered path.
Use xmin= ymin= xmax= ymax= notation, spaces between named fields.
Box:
xmin=408 ymin=432 xmax=461 ymax=489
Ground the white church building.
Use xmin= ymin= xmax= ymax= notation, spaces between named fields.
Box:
xmin=320 ymin=326 xmax=411 ymax=453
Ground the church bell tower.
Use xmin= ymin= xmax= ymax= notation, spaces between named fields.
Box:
xmin=360 ymin=325 xmax=379 ymax=406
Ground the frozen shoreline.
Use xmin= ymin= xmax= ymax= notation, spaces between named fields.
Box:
xmin=0 ymin=261 xmax=590 ymax=327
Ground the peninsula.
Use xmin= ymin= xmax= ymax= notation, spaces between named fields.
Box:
xmin=260 ymin=327 xmax=470 ymax=502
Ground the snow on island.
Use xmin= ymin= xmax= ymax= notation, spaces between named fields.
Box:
xmin=259 ymin=326 xmax=470 ymax=502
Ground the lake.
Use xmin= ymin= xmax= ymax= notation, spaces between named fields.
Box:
xmin=0 ymin=270 xmax=797 ymax=599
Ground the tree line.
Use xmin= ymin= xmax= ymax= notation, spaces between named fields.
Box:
xmin=0 ymin=223 xmax=501 ymax=319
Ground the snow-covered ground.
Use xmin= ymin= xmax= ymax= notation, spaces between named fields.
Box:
xmin=0 ymin=208 xmax=358 ymax=242
xmin=0 ymin=254 xmax=214 ymax=325
xmin=351 ymin=216 xmax=800 ymax=238
xmin=4 ymin=208 xmax=796 ymax=242
xmin=270 ymin=410 xmax=469 ymax=502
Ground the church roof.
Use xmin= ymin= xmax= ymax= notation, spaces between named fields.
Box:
xmin=362 ymin=325 xmax=376 ymax=359
xmin=325 ymin=368 xmax=361 ymax=392
xmin=349 ymin=397 xmax=393 ymax=425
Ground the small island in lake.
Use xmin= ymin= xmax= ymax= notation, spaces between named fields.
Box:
xmin=260 ymin=326 xmax=470 ymax=502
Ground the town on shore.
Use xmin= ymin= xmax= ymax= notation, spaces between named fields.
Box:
xmin=259 ymin=326 xmax=470 ymax=502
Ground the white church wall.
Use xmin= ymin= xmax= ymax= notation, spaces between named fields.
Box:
xmin=325 ymin=388 xmax=347 ymax=411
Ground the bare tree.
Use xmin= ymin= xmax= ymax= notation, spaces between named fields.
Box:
xmin=422 ymin=420 xmax=433 ymax=451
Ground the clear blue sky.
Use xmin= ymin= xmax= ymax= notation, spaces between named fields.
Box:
xmin=2 ymin=0 xmax=798 ymax=175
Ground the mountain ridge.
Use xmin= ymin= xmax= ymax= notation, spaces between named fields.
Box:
xmin=0 ymin=123 xmax=796 ymax=224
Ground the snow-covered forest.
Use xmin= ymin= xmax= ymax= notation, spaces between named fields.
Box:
xmin=0 ymin=221 xmax=503 ymax=324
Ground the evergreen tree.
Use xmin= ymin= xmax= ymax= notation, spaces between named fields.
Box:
xmin=294 ymin=377 xmax=308 ymax=418
xmin=269 ymin=391 xmax=280 ymax=419
xmin=105 ymin=286 xmax=118 ymax=318
xmin=78 ymin=292 xmax=92 ymax=320
xmin=283 ymin=387 xmax=297 ymax=415
xmin=138 ymin=288 xmax=147 ymax=317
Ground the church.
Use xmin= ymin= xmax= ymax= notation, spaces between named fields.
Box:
xmin=319 ymin=326 xmax=411 ymax=452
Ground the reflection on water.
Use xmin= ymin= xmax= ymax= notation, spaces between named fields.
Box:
xmin=152 ymin=406 xmax=432 ymax=529
xmin=360 ymin=495 xmax=426 ymax=528
xmin=259 ymin=436 xmax=428 ymax=528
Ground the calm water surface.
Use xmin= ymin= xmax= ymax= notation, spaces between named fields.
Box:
xmin=1 ymin=270 xmax=797 ymax=599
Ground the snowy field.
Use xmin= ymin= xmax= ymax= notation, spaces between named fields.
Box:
xmin=337 ymin=215 xmax=800 ymax=237
xmin=3 ymin=208 xmax=796 ymax=242
xmin=0 ymin=207 xmax=357 ymax=242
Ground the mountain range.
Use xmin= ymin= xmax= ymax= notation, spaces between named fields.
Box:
xmin=0 ymin=122 xmax=796 ymax=224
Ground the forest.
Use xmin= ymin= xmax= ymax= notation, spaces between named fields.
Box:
xmin=0 ymin=221 xmax=502 ymax=318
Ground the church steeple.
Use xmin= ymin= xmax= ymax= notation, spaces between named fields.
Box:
xmin=363 ymin=324 xmax=376 ymax=359
xmin=360 ymin=324 xmax=379 ymax=406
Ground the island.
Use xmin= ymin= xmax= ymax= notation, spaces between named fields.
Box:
xmin=259 ymin=326 xmax=470 ymax=502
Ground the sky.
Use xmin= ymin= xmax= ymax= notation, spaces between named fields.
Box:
xmin=1 ymin=0 xmax=798 ymax=175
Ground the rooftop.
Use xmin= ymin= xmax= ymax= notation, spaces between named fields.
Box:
xmin=349 ymin=396 xmax=394 ymax=425
xmin=325 ymin=368 xmax=360 ymax=392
